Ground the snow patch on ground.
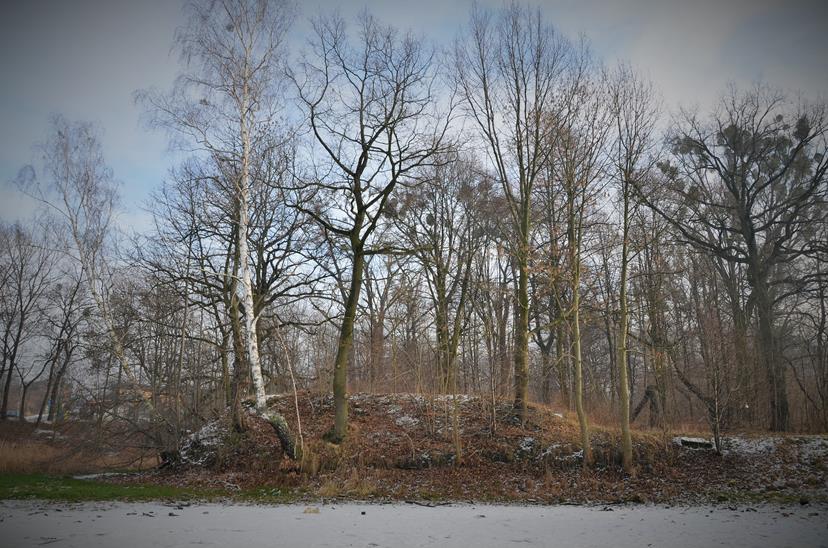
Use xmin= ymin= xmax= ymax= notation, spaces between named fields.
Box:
xmin=179 ymin=420 xmax=227 ymax=466
xmin=720 ymin=437 xmax=782 ymax=456
xmin=537 ymin=443 xmax=582 ymax=463
xmin=798 ymin=438 xmax=828 ymax=463
xmin=33 ymin=429 xmax=65 ymax=440
xmin=394 ymin=416 xmax=420 ymax=428
xmin=672 ymin=436 xmax=714 ymax=449
xmin=517 ymin=437 xmax=536 ymax=456
xmin=72 ymin=472 xmax=124 ymax=481
xmin=353 ymin=393 xmax=427 ymax=405
xmin=538 ymin=443 xmax=561 ymax=460
xmin=433 ymin=394 xmax=474 ymax=403
xmin=670 ymin=436 xmax=793 ymax=456
xmin=353 ymin=392 xmax=476 ymax=405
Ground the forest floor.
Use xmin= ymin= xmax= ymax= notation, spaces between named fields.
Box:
xmin=1 ymin=393 xmax=826 ymax=505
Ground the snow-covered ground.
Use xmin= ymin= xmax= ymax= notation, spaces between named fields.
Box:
xmin=0 ymin=501 xmax=825 ymax=547
xmin=672 ymin=434 xmax=828 ymax=461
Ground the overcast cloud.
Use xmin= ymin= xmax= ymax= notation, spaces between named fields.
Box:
xmin=1 ymin=0 xmax=826 ymax=225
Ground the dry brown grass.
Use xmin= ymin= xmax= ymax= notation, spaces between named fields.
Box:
xmin=117 ymin=393 xmax=826 ymax=505
xmin=299 ymin=441 xmax=344 ymax=476
xmin=0 ymin=437 xmax=66 ymax=474
xmin=0 ymin=435 xmax=152 ymax=475
xmin=316 ymin=478 xmax=339 ymax=497
xmin=0 ymin=421 xmax=157 ymax=475
xmin=316 ymin=468 xmax=378 ymax=498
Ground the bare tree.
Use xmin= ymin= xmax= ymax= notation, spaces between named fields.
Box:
xmin=35 ymin=266 xmax=85 ymax=425
xmin=455 ymin=3 xmax=571 ymax=423
xmin=554 ymin=46 xmax=611 ymax=466
xmin=393 ymin=155 xmax=485 ymax=393
xmin=0 ymin=223 xmax=56 ymax=419
xmin=291 ymin=12 xmax=450 ymax=442
xmin=358 ymin=253 xmax=406 ymax=392
xmin=607 ymin=63 xmax=659 ymax=473
xmin=19 ymin=115 xmax=167 ymax=434
xmin=787 ymin=245 xmax=828 ymax=430
xmin=37 ymin=265 xmax=89 ymax=424
xmin=139 ymin=0 xmax=299 ymax=456
xmin=652 ymin=85 xmax=828 ymax=431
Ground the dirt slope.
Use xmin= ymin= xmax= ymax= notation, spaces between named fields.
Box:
xmin=141 ymin=392 xmax=828 ymax=504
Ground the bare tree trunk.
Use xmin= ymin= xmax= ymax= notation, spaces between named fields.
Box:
xmin=229 ymin=260 xmax=248 ymax=432
xmin=18 ymin=384 xmax=29 ymax=420
xmin=556 ymin=324 xmax=570 ymax=408
xmin=237 ymin=126 xmax=265 ymax=410
xmin=539 ymin=347 xmax=553 ymax=404
xmin=513 ymin=208 xmax=531 ymax=423
xmin=572 ymin=283 xmax=592 ymax=467
xmin=435 ymin=293 xmax=452 ymax=393
xmin=617 ymin=190 xmax=634 ymax=473
xmin=37 ymin=370 xmax=54 ymax=425
xmin=47 ymin=364 xmax=67 ymax=423
xmin=332 ymin=244 xmax=365 ymax=442
xmin=219 ymin=331 xmax=232 ymax=408
xmin=569 ymin=197 xmax=592 ymax=467
xmin=754 ymin=279 xmax=789 ymax=431
xmin=1 ymin=359 xmax=14 ymax=420
xmin=237 ymin=107 xmax=296 ymax=457
xmin=370 ymin=311 xmax=385 ymax=392
xmin=496 ymin=271 xmax=510 ymax=397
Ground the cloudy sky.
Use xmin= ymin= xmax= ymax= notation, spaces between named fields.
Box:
xmin=1 ymin=0 xmax=826 ymax=225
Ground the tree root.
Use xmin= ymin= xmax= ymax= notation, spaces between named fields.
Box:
xmin=261 ymin=410 xmax=298 ymax=460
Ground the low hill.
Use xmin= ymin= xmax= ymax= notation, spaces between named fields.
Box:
xmin=141 ymin=392 xmax=828 ymax=505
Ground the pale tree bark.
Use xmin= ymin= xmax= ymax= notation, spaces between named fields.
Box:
xmin=139 ymin=0 xmax=299 ymax=456
xmin=29 ymin=117 xmax=167 ymax=430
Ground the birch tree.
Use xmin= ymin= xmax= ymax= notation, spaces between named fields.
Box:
xmin=26 ymin=117 xmax=162 ymax=429
xmin=139 ymin=0 xmax=299 ymax=456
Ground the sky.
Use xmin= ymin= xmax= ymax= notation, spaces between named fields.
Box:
xmin=1 ymin=0 xmax=826 ymax=227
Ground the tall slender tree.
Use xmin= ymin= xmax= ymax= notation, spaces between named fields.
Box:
xmin=455 ymin=3 xmax=571 ymax=422
xmin=140 ymin=0 xmax=299 ymax=455
xmin=607 ymin=64 xmax=659 ymax=473
xmin=555 ymin=46 xmax=611 ymax=466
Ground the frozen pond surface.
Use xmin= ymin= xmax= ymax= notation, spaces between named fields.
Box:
xmin=1 ymin=500 xmax=826 ymax=547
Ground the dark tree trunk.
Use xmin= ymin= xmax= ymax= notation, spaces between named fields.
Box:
xmin=331 ymin=246 xmax=365 ymax=442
